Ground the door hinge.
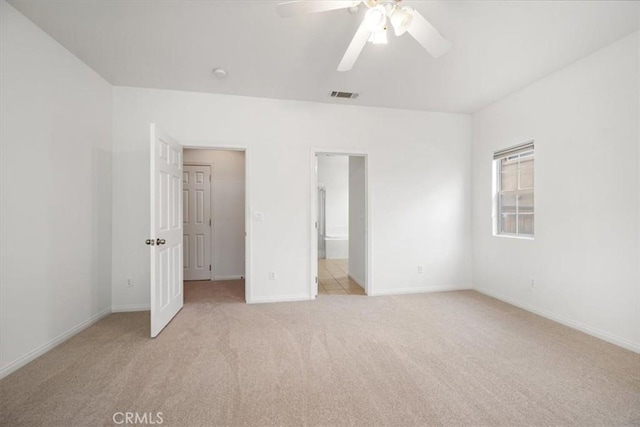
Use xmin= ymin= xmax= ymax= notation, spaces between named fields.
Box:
xmin=209 ymin=265 xmax=211 ymax=271
xmin=315 ymin=276 xmax=318 ymax=283
xmin=315 ymin=221 xmax=318 ymax=229
xmin=209 ymin=219 xmax=211 ymax=227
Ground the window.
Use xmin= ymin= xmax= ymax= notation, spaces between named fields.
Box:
xmin=494 ymin=142 xmax=534 ymax=238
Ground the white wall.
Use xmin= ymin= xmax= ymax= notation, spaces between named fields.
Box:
xmin=317 ymin=155 xmax=349 ymax=237
xmin=111 ymin=87 xmax=472 ymax=305
xmin=471 ymin=32 xmax=640 ymax=352
xmin=348 ymin=156 xmax=366 ymax=288
xmin=0 ymin=1 xmax=113 ymax=377
xmin=183 ymin=149 xmax=245 ymax=280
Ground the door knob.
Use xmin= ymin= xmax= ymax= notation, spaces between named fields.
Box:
xmin=156 ymin=238 xmax=166 ymax=245
xmin=145 ymin=239 xmax=155 ymax=246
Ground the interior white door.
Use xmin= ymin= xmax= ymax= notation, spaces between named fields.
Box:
xmin=149 ymin=124 xmax=184 ymax=338
xmin=183 ymin=165 xmax=212 ymax=281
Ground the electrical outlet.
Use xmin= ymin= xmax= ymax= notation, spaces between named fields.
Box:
xmin=269 ymin=271 xmax=276 ymax=280
xmin=417 ymin=265 xmax=424 ymax=274
xmin=126 ymin=278 xmax=133 ymax=288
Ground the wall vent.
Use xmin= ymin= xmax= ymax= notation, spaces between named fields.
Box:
xmin=330 ymin=91 xmax=359 ymax=99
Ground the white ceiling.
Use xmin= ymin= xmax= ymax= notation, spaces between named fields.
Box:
xmin=8 ymin=0 xmax=639 ymax=113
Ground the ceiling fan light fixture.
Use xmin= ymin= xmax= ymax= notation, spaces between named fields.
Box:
xmin=390 ymin=6 xmax=413 ymax=36
xmin=363 ymin=5 xmax=386 ymax=32
xmin=275 ymin=0 xmax=451 ymax=72
xmin=368 ymin=26 xmax=388 ymax=45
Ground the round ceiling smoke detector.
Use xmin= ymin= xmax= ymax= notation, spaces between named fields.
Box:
xmin=212 ymin=68 xmax=228 ymax=78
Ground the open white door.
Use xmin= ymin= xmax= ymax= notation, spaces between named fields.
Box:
xmin=149 ymin=124 xmax=184 ymax=337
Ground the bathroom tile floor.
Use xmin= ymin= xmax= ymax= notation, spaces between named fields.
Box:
xmin=317 ymin=259 xmax=366 ymax=296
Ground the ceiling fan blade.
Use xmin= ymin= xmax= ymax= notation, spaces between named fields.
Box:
xmin=406 ymin=9 xmax=451 ymax=58
xmin=277 ymin=1 xmax=359 ymax=18
xmin=337 ymin=19 xmax=370 ymax=72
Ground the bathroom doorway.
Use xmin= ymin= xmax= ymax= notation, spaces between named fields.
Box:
xmin=313 ymin=153 xmax=367 ymax=296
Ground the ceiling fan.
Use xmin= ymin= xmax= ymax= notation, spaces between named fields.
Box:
xmin=276 ymin=0 xmax=452 ymax=72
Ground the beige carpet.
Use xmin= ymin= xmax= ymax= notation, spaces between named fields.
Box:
xmin=1 ymin=281 xmax=639 ymax=426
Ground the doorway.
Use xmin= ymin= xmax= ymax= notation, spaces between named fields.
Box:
xmin=183 ymin=148 xmax=246 ymax=302
xmin=312 ymin=152 xmax=368 ymax=297
xmin=149 ymin=125 xmax=251 ymax=337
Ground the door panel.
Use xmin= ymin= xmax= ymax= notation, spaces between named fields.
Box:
xmin=183 ymin=164 xmax=212 ymax=281
xmin=150 ymin=124 xmax=183 ymax=338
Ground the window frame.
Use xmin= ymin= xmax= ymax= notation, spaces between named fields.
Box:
xmin=493 ymin=142 xmax=535 ymax=239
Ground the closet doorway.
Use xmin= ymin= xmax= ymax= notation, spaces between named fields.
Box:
xmin=183 ymin=148 xmax=246 ymax=303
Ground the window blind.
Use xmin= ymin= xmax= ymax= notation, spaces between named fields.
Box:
xmin=493 ymin=140 xmax=534 ymax=160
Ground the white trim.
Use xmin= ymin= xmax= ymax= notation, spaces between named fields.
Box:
xmin=475 ymin=287 xmax=640 ymax=354
xmin=493 ymin=233 xmax=534 ymax=240
xmin=0 ymin=307 xmax=111 ymax=379
xmin=244 ymin=149 xmax=252 ymax=303
xmin=213 ymin=275 xmax=244 ymax=281
xmin=112 ymin=304 xmax=151 ymax=312
xmin=310 ymin=148 xmax=372 ymax=298
xmin=247 ymin=294 xmax=313 ymax=304
xmin=311 ymin=152 xmax=317 ymax=298
xmin=210 ymin=162 xmax=216 ymax=281
xmin=369 ymin=285 xmax=471 ymax=297
xmin=310 ymin=152 xmax=317 ymax=298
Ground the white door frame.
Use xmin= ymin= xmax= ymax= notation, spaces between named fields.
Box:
xmin=309 ymin=148 xmax=372 ymax=297
xmin=183 ymin=145 xmax=252 ymax=303
xmin=183 ymin=162 xmax=215 ymax=281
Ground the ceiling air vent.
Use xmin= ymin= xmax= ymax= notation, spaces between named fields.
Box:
xmin=330 ymin=91 xmax=359 ymax=99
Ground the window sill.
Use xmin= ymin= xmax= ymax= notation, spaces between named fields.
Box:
xmin=493 ymin=233 xmax=534 ymax=241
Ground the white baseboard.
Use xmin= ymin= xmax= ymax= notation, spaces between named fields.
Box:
xmin=475 ymin=287 xmax=640 ymax=354
xmin=247 ymin=294 xmax=312 ymax=304
xmin=213 ymin=275 xmax=243 ymax=281
xmin=369 ymin=285 xmax=471 ymax=297
xmin=0 ymin=307 xmax=111 ymax=380
xmin=111 ymin=304 xmax=150 ymax=312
